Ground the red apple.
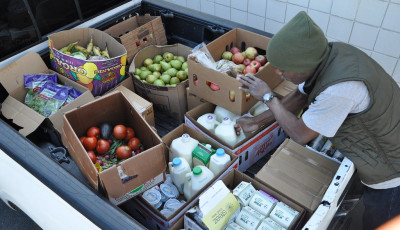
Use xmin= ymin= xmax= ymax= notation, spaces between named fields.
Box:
xmin=250 ymin=60 xmax=261 ymax=71
xmin=245 ymin=47 xmax=258 ymax=60
xmin=245 ymin=92 xmax=251 ymax=101
xmin=237 ymin=64 xmax=245 ymax=73
xmin=255 ymin=55 xmax=267 ymax=66
xmin=243 ymin=58 xmax=251 ymax=66
xmin=244 ymin=65 xmax=257 ymax=75
xmin=230 ymin=46 xmax=241 ymax=54
xmin=221 ymin=51 xmax=233 ymax=60
xmin=232 ymin=52 xmax=245 ymax=64
xmin=210 ymin=82 xmax=220 ymax=91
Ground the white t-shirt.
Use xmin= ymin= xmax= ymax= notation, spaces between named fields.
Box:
xmin=299 ymin=81 xmax=400 ymax=189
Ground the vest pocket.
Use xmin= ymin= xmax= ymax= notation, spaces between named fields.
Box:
xmin=341 ymin=138 xmax=378 ymax=167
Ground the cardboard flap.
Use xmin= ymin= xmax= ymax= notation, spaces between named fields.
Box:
xmin=2 ymin=96 xmax=45 ymax=136
xmin=0 ymin=52 xmax=48 ymax=93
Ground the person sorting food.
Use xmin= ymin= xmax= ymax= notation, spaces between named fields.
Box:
xmin=235 ymin=11 xmax=400 ymax=230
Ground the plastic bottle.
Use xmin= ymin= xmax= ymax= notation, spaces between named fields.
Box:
xmin=250 ymin=101 xmax=269 ymax=117
xmin=215 ymin=117 xmax=238 ymax=147
xmin=196 ymin=113 xmax=219 ymax=133
xmin=168 ymin=157 xmax=191 ymax=194
xmin=169 ymin=133 xmax=199 ymax=168
xmin=209 ymin=148 xmax=231 ymax=176
xmin=183 ymin=166 xmax=214 ymax=200
xmin=214 ymin=106 xmax=241 ymax=123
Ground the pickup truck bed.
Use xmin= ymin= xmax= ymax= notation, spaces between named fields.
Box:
xmin=0 ymin=1 xmax=363 ymax=229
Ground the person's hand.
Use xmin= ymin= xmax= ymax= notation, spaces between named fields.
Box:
xmin=234 ymin=116 xmax=260 ymax=136
xmin=236 ymin=74 xmax=272 ymax=101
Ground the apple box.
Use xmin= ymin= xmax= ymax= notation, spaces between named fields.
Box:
xmin=0 ymin=52 xmax=94 ymax=137
xmin=48 ymin=28 xmax=128 ymax=96
xmin=188 ymin=28 xmax=287 ymax=115
xmin=62 ymin=91 xmax=166 ymax=204
xmin=128 ymin=44 xmax=192 ymax=122
xmin=119 ymin=124 xmax=239 ymax=230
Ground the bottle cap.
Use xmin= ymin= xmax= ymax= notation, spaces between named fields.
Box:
xmin=205 ymin=144 xmax=212 ymax=150
xmin=207 ymin=114 xmax=214 ymax=121
xmin=216 ymin=148 xmax=225 ymax=156
xmin=181 ymin=133 xmax=190 ymax=142
xmin=172 ymin=158 xmax=182 ymax=167
xmin=193 ymin=166 xmax=202 ymax=175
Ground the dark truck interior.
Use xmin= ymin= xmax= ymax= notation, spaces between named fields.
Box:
xmin=0 ymin=0 xmax=364 ymax=229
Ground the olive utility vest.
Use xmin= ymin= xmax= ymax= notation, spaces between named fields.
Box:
xmin=303 ymin=42 xmax=400 ymax=185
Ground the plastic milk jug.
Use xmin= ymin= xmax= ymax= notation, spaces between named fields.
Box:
xmin=209 ymin=148 xmax=231 ymax=176
xmin=197 ymin=113 xmax=219 ymax=133
xmin=215 ymin=117 xmax=238 ymax=147
xmin=169 ymin=133 xmax=199 ymax=168
xmin=183 ymin=166 xmax=214 ymax=200
xmin=168 ymin=157 xmax=191 ymax=194
xmin=214 ymin=106 xmax=241 ymax=123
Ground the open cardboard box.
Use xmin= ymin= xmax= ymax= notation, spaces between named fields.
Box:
xmin=184 ymin=169 xmax=307 ymax=230
xmin=62 ymin=91 xmax=166 ymax=205
xmin=104 ymin=14 xmax=167 ymax=64
xmin=48 ymin=28 xmax=127 ymax=96
xmin=128 ymin=44 xmax=192 ymax=122
xmin=187 ymin=28 xmax=288 ymax=115
xmin=0 ymin=52 xmax=94 ymax=137
xmin=255 ymin=139 xmax=340 ymax=215
xmin=185 ymin=102 xmax=287 ymax=171
xmin=120 ymin=124 xmax=239 ymax=230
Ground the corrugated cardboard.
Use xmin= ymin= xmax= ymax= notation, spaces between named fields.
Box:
xmin=48 ymin=28 xmax=127 ymax=96
xmin=62 ymin=91 xmax=166 ymax=204
xmin=184 ymin=169 xmax=306 ymax=230
xmin=120 ymin=124 xmax=239 ymax=230
xmin=0 ymin=52 xmax=94 ymax=137
xmin=104 ymin=14 xmax=167 ymax=64
xmin=128 ymin=44 xmax=192 ymax=122
xmin=255 ymin=139 xmax=340 ymax=214
xmin=185 ymin=102 xmax=287 ymax=171
xmin=187 ymin=28 xmax=287 ymax=115
xmin=186 ymin=87 xmax=207 ymax=111
xmin=109 ymin=78 xmax=155 ymax=127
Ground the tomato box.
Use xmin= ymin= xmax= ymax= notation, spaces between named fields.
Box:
xmin=48 ymin=28 xmax=128 ymax=96
xmin=187 ymin=28 xmax=288 ymax=115
xmin=62 ymin=91 xmax=166 ymax=204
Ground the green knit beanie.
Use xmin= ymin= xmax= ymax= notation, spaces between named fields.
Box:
xmin=266 ymin=11 xmax=329 ymax=73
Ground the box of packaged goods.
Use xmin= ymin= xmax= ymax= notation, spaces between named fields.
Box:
xmin=119 ymin=124 xmax=239 ymax=230
xmin=184 ymin=169 xmax=306 ymax=230
xmin=255 ymin=139 xmax=341 ymax=214
xmin=0 ymin=52 xmax=94 ymax=137
xmin=104 ymin=14 xmax=167 ymax=64
xmin=48 ymin=28 xmax=127 ymax=96
xmin=128 ymin=44 xmax=192 ymax=122
xmin=185 ymin=102 xmax=287 ymax=171
xmin=62 ymin=91 xmax=166 ymax=205
xmin=187 ymin=28 xmax=291 ymax=115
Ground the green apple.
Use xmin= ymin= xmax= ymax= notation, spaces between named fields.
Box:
xmin=152 ymin=71 xmax=161 ymax=79
xmin=139 ymin=70 xmax=152 ymax=80
xmin=153 ymin=54 xmax=163 ymax=64
xmin=170 ymin=60 xmax=182 ymax=70
xmin=176 ymin=70 xmax=187 ymax=81
xmin=165 ymin=68 xmax=177 ymax=77
xmin=160 ymin=74 xmax=171 ymax=84
xmin=153 ymin=79 xmax=165 ymax=86
xmin=170 ymin=77 xmax=180 ymax=85
xmin=145 ymin=74 xmax=156 ymax=84
xmin=140 ymin=66 xmax=148 ymax=71
xmin=134 ymin=68 xmax=141 ymax=75
xmin=176 ymin=56 xmax=186 ymax=63
xmin=134 ymin=75 xmax=140 ymax=80
xmin=143 ymin=58 xmax=153 ymax=67
xmin=181 ymin=62 xmax=188 ymax=70
xmin=163 ymin=52 xmax=175 ymax=62
xmin=160 ymin=61 xmax=171 ymax=72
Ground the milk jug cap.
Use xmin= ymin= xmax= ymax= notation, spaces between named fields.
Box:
xmin=207 ymin=114 xmax=215 ymax=121
xmin=172 ymin=158 xmax=182 ymax=167
xmin=181 ymin=133 xmax=190 ymax=142
xmin=193 ymin=166 xmax=202 ymax=175
xmin=216 ymin=148 xmax=225 ymax=156
xmin=222 ymin=117 xmax=231 ymax=123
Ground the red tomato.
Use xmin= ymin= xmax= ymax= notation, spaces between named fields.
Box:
xmin=96 ymin=139 xmax=110 ymax=155
xmin=87 ymin=150 xmax=97 ymax=163
xmin=83 ymin=136 xmax=97 ymax=150
xmin=116 ymin=146 xmax=132 ymax=159
xmin=79 ymin=136 xmax=86 ymax=145
xmin=125 ymin=127 xmax=135 ymax=141
xmin=113 ymin=124 xmax=127 ymax=139
xmin=128 ymin=137 xmax=141 ymax=151
xmin=87 ymin=126 xmax=100 ymax=138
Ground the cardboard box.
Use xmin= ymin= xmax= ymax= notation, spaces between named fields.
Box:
xmin=186 ymin=87 xmax=207 ymax=111
xmin=184 ymin=169 xmax=306 ymax=230
xmin=62 ymin=91 xmax=166 ymax=204
xmin=129 ymin=44 xmax=192 ymax=122
xmin=110 ymin=78 xmax=155 ymax=127
xmin=104 ymin=14 xmax=167 ymax=64
xmin=48 ymin=28 xmax=127 ymax=96
xmin=255 ymin=139 xmax=340 ymax=214
xmin=0 ymin=52 xmax=94 ymax=137
xmin=185 ymin=102 xmax=287 ymax=171
xmin=120 ymin=124 xmax=239 ymax=230
xmin=187 ymin=28 xmax=288 ymax=115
